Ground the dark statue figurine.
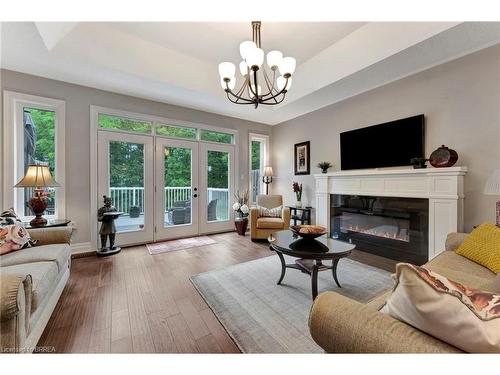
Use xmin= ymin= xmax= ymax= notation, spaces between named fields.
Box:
xmin=97 ymin=195 xmax=122 ymax=256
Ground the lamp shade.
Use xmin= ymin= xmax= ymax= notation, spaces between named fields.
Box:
xmin=220 ymin=76 xmax=236 ymax=90
xmin=484 ymin=169 xmax=500 ymax=195
xmin=239 ymin=40 xmax=256 ymax=60
xmin=277 ymin=76 xmax=292 ymax=91
xmin=218 ymin=62 xmax=236 ymax=79
xmin=246 ymin=48 xmax=264 ymax=69
xmin=15 ymin=164 xmax=59 ymax=188
xmin=266 ymin=50 xmax=283 ymax=69
xmin=278 ymin=56 xmax=296 ymax=76
xmin=263 ymin=166 xmax=273 ymax=177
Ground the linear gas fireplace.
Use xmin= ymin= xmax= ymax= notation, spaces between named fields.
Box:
xmin=330 ymin=194 xmax=429 ymax=264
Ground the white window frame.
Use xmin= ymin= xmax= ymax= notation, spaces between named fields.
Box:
xmin=3 ymin=91 xmax=66 ymax=220
xmin=248 ymin=133 xmax=269 ymax=204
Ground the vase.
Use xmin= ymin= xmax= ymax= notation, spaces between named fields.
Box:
xmin=296 ymin=200 xmax=302 ymax=208
xmin=234 ymin=216 xmax=248 ymax=235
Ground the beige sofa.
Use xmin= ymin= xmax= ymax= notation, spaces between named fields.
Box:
xmin=250 ymin=195 xmax=291 ymax=241
xmin=309 ymin=232 xmax=498 ymax=353
xmin=0 ymin=227 xmax=72 ymax=353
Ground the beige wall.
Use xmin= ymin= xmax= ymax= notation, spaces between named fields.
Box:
xmin=272 ymin=45 xmax=500 ymax=232
xmin=1 ymin=70 xmax=272 ymax=245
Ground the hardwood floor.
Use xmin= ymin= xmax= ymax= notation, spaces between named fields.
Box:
xmin=38 ymin=232 xmax=397 ymax=353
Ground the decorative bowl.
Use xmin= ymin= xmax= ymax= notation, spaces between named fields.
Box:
xmin=290 ymin=225 xmax=327 ymax=240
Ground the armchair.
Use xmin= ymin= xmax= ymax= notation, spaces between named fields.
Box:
xmin=250 ymin=195 xmax=290 ymax=241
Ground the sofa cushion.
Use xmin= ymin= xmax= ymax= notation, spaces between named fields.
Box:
xmin=256 ymin=217 xmax=285 ymax=229
xmin=380 ymin=263 xmax=500 ymax=353
xmin=1 ymin=261 xmax=59 ymax=313
xmin=425 ymin=250 xmax=496 ymax=290
xmin=456 ymin=222 xmax=500 ymax=273
xmin=0 ymin=243 xmax=71 ymax=273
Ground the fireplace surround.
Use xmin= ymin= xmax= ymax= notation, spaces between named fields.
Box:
xmin=314 ymin=167 xmax=467 ymax=261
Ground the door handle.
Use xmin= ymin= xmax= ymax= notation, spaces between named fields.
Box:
xmin=194 ymin=187 xmax=198 ymax=191
xmin=193 ymin=194 xmax=198 ymax=198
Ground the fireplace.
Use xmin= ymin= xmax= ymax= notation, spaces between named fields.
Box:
xmin=330 ymin=194 xmax=429 ymax=264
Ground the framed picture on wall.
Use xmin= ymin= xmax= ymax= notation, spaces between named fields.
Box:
xmin=294 ymin=141 xmax=310 ymax=175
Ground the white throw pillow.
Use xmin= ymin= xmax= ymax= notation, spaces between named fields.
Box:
xmin=380 ymin=263 xmax=500 ymax=353
xmin=256 ymin=205 xmax=282 ymax=218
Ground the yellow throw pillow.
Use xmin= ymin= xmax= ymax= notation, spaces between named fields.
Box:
xmin=456 ymin=222 xmax=500 ymax=274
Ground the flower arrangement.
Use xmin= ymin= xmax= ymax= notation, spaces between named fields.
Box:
xmin=292 ymin=182 xmax=303 ymax=202
xmin=317 ymin=161 xmax=332 ymax=173
xmin=232 ymin=190 xmax=249 ymax=218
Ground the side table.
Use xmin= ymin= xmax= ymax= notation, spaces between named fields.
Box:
xmin=287 ymin=206 xmax=313 ymax=225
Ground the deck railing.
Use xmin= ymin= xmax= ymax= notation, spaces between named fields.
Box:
xmin=109 ymin=186 xmax=229 ymax=219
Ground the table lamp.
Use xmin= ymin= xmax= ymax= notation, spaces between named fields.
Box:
xmin=484 ymin=168 xmax=500 ymax=226
xmin=262 ymin=166 xmax=273 ymax=195
xmin=15 ymin=164 xmax=60 ymax=226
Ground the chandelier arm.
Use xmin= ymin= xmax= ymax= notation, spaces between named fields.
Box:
xmin=225 ymin=79 xmax=253 ymax=103
xmin=260 ymin=76 xmax=289 ymax=102
xmin=261 ymin=68 xmax=280 ymax=104
xmin=234 ymin=77 xmax=248 ymax=98
xmin=261 ymin=68 xmax=276 ymax=98
xmin=259 ymin=93 xmax=287 ymax=105
xmin=226 ymin=92 xmax=254 ymax=105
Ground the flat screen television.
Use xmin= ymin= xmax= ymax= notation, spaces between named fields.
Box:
xmin=340 ymin=114 xmax=425 ymax=170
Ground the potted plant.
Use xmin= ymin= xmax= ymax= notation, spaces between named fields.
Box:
xmin=317 ymin=161 xmax=333 ymax=173
xmin=232 ymin=190 xmax=249 ymax=235
xmin=410 ymin=157 xmax=428 ymax=169
xmin=292 ymin=182 xmax=303 ymax=207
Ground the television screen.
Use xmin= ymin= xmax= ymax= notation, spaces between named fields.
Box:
xmin=340 ymin=115 xmax=425 ymax=170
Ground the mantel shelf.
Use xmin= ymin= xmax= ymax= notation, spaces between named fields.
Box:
xmin=314 ymin=166 xmax=467 ymax=178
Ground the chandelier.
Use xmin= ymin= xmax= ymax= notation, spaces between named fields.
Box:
xmin=218 ymin=21 xmax=296 ymax=108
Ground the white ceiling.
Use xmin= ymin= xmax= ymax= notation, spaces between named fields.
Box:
xmin=1 ymin=22 xmax=499 ymax=125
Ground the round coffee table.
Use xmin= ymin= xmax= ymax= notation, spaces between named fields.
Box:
xmin=268 ymin=230 xmax=355 ymax=300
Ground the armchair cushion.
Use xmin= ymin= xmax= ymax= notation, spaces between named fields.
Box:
xmin=0 ymin=243 xmax=71 ymax=273
xmin=256 ymin=217 xmax=285 ymax=229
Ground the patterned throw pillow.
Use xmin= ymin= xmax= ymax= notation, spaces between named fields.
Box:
xmin=256 ymin=205 xmax=282 ymax=218
xmin=0 ymin=208 xmax=36 ymax=248
xmin=380 ymin=263 xmax=500 ymax=353
xmin=0 ymin=224 xmax=31 ymax=255
xmin=0 ymin=208 xmax=22 ymax=225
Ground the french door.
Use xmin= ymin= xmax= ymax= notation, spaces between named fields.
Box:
xmin=98 ymin=132 xmax=235 ymax=247
xmin=155 ymin=138 xmax=199 ymax=239
xmin=97 ymin=131 xmax=154 ymax=246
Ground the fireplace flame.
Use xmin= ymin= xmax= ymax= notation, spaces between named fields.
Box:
xmin=342 ymin=224 xmax=409 ymax=242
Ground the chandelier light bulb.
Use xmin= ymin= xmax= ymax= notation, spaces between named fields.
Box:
xmin=220 ymin=77 xmax=236 ymax=90
xmin=218 ymin=62 xmax=236 ymax=79
xmin=277 ymin=76 xmax=292 ymax=91
xmin=248 ymin=84 xmax=262 ymax=97
xmin=278 ymin=57 xmax=296 ymax=76
xmin=266 ymin=50 xmax=283 ymax=69
xmin=239 ymin=61 xmax=248 ymax=76
xmin=246 ymin=48 xmax=264 ymax=69
xmin=239 ymin=41 xmax=257 ymax=60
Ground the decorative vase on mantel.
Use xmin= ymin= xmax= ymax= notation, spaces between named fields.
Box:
xmin=234 ymin=215 xmax=248 ymax=236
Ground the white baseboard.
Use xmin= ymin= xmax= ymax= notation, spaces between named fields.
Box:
xmin=70 ymin=242 xmax=93 ymax=255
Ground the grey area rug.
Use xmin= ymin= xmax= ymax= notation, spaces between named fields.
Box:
xmin=191 ymin=254 xmax=393 ymax=353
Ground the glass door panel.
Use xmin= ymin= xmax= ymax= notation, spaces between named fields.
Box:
xmin=98 ymin=132 xmax=154 ymax=246
xmin=155 ymin=138 xmax=199 ymax=240
xmin=199 ymin=143 xmax=235 ymax=233
xmin=206 ymin=150 xmax=230 ymax=222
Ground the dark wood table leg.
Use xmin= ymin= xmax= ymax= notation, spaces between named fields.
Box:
xmin=332 ymin=258 xmax=341 ymax=288
xmin=276 ymin=251 xmax=287 ymax=285
xmin=311 ymin=260 xmax=320 ymax=300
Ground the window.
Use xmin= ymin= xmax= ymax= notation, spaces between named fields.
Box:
xmin=200 ymin=129 xmax=234 ymax=144
xmin=3 ymin=92 xmax=66 ymax=220
xmin=156 ymin=124 xmax=196 ymax=139
xmin=249 ymin=134 xmax=269 ymax=204
xmin=22 ymin=108 xmax=57 ymax=216
xmin=98 ymin=113 xmax=152 ymax=134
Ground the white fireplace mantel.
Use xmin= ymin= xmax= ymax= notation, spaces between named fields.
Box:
xmin=314 ymin=167 xmax=467 ymax=260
